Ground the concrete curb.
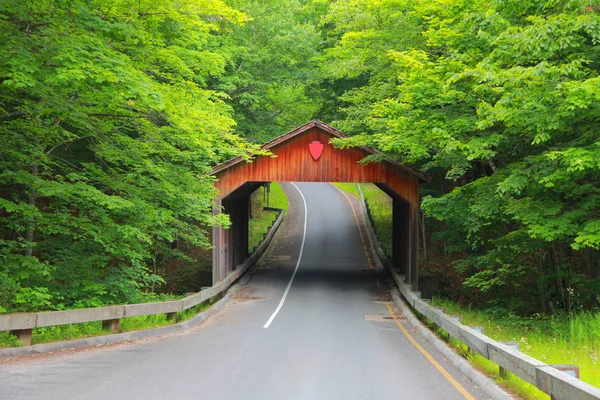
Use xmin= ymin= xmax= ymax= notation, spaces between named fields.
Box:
xmin=0 ymin=284 xmax=241 ymax=360
xmin=389 ymin=284 xmax=515 ymax=400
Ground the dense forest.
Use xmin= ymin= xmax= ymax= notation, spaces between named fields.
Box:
xmin=1 ymin=0 xmax=599 ymax=316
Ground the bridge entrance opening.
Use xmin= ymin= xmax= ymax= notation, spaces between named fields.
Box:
xmin=210 ymin=121 xmax=428 ymax=289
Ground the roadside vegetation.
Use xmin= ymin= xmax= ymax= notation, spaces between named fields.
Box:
xmin=337 ymin=182 xmax=600 ymax=397
xmin=248 ymin=183 xmax=289 ymax=252
xmin=429 ymin=298 xmax=600 ymax=399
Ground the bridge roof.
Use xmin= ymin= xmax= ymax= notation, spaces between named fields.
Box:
xmin=211 ymin=120 xmax=429 ymax=182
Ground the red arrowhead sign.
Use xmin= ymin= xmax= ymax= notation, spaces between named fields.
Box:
xmin=309 ymin=140 xmax=324 ymax=160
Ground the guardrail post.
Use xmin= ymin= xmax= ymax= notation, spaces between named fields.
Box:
xmin=499 ymin=341 xmax=520 ymax=377
xmin=166 ymin=312 xmax=177 ymax=321
xmin=102 ymin=319 xmax=120 ymax=334
xmin=9 ymin=329 xmax=32 ymax=346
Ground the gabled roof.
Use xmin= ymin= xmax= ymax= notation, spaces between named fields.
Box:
xmin=211 ymin=120 xmax=429 ymax=182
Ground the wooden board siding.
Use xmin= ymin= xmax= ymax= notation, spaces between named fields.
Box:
xmin=214 ymin=126 xmax=420 ymax=206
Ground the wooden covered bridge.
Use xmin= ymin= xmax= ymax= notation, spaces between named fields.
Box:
xmin=210 ymin=120 xmax=428 ymax=288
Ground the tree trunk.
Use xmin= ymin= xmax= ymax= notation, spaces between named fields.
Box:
xmin=443 ymin=240 xmax=448 ymax=276
xmin=24 ymin=164 xmax=38 ymax=257
xmin=420 ymin=210 xmax=427 ymax=260
xmin=537 ymin=255 xmax=547 ymax=313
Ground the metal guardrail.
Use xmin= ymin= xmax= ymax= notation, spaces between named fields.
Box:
xmin=355 ymin=186 xmax=600 ymax=400
xmin=1 ymin=208 xmax=284 ymax=346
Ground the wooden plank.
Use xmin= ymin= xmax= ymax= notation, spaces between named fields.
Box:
xmin=9 ymin=329 xmax=33 ymax=346
xmin=181 ymin=292 xmax=210 ymax=310
xmin=0 ymin=313 xmax=37 ymax=331
xmin=123 ymin=301 xmax=183 ymax=318
xmin=102 ymin=319 xmax=120 ymax=334
xmin=488 ymin=341 xmax=544 ymax=385
xmin=536 ymin=365 xmax=600 ymax=400
xmin=36 ymin=306 xmax=125 ymax=328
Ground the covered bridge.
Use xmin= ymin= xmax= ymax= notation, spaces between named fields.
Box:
xmin=210 ymin=120 xmax=428 ymax=288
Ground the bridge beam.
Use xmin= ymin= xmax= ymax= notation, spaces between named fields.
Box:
xmin=212 ymin=199 xmax=224 ymax=285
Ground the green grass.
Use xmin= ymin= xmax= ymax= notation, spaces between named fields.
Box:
xmin=429 ymin=298 xmax=600 ymax=399
xmin=333 ymin=183 xmax=393 ymax=258
xmin=248 ymin=182 xmax=289 ymax=252
xmin=333 ymin=182 xmax=362 ymax=198
xmin=0 ymin=295 xmax=222 ymax=348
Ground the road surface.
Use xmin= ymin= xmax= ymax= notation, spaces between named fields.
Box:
xmin=0 ymin=182 xmax=490 ymax=400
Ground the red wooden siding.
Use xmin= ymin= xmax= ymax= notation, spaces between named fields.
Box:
xmin=214 ymin=126 xmax=420 ymax=206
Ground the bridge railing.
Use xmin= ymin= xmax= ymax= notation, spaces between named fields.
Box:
xmin=355 ymin=185 xmax=600 ymax=400
xmin=0 ymin=208 xmax=284 ymax=347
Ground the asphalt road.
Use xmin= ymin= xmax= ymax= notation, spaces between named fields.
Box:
xmin=0 ymin=182 xmax=490 ymax=400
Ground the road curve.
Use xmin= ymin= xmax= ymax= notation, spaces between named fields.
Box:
xmin=0 ymin=182 xmax=490 ymax=400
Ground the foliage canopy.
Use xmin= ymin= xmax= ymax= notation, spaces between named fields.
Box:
xmin=1 ymin=0 xmax=599 ymax=315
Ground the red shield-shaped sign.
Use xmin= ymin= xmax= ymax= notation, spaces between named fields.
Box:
xmin=309 ymin=141 xmax=324 ymax=160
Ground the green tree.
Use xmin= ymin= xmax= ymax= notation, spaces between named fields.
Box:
xmin=0 ymin=0 xmax=253 ymax=312
xmin=217 ymin=0 xmax=324 ymax=142
xmin=324 ymin=0 xmax=600 ymax=313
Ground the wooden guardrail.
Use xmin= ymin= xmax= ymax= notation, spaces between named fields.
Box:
xmin=1 ymin=208 xmax=284 ymax=346
xmin=355 ymin=185 xmax=600 ymax=400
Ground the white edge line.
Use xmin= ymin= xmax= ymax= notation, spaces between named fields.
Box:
xmin=263 ymin=182 xmax=308 ymax=328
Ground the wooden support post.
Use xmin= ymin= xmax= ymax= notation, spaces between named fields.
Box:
xmin=166 ymin=312 xmax=176 ymax=321
xmin=212 ymin=199 xmax=223 ymax=285
xmin=224 ymin=198 xmax=234 ymax=276
xmin=467 ymin=326 xmax=484 ymax=354
xmin=499 ymin=367 xmax=507 ymax=377
xmin=9 ymin=329 xmax=32 ymax=346
xmin=239 ymin=194 xmax=249 ymax=263
xmin=409 ymin=203 xmax=419 ymax=291
xmin=392 ymin=198 xmax=410 ymax=275
xmin=101 ymin=319 xmax=120 ymax=334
